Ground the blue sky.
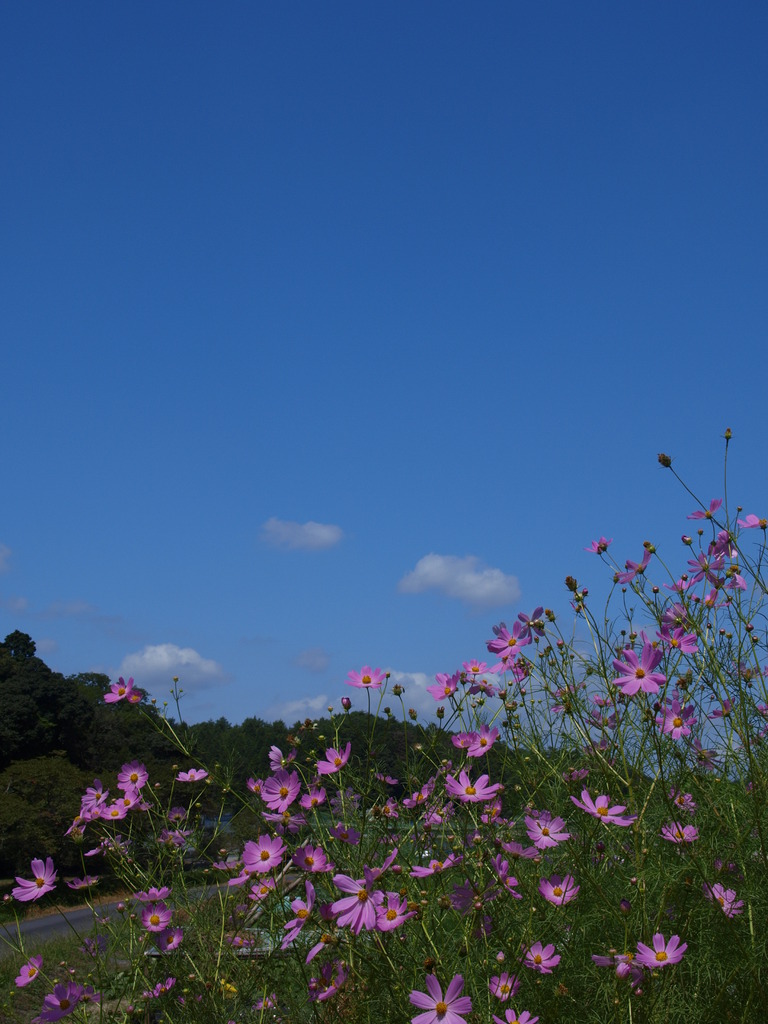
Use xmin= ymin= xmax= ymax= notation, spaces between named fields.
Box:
xmin=2 ymin=3 xmax=767 ymax=724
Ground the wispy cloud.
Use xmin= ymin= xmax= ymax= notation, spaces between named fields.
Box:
xmin=0 ymin=595 xmax=28 ymax=613
xmin=261 ymin=517 xmax=343 ymax=551
xmin=268 ymin=693 xmax=330 ymax=722
xmin=398 ymin=554 xmax=520 ymax=607
xmin=117 ymin=644 xmax=228 ymax=694
xmin=0 ymin=544 xmax=11 ymax=573
xmin=295 ymin=646 xmax=332 ymax=673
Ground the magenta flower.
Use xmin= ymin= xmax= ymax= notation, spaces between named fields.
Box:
xmin=156 ymin=927 xmax=184 ymax=951
xmin=409 ymin=974 xmax=472 ymax=1024
xmin=615 ymin=549 xmax=652 ymax=584
xmin=104 ymin=676 xmax=139 ymax=703
xmin=656 ymin=699 xmax=697 ymax=739
xmin=463 ymin=658 xmax=489 ymax=674
xmin=688 ymin=498 xmax=722 ymax=520
xmin=612 ymin=642 xmax=665 ymax=696
xmin=659 ymin=627 xmax=699 ymax=654
xmin=261 ymin=769 xmax=301 ymax=811
xmin=316 ymin=742 xmax=352 ymax=775
xmin=117 ymin=761 xmax=149 ymax=790
xmin=282 ymin=881 xmax=315 ymax=948
xmin=16 ymin=955 xmax=43 ymax=988
xmin=488 ymin=972 xmax=520 ymax=1001
xmin=592 ymin=952 xmax=644 ymax=985
xmin=523 ymin=941 xmax=560 ymax=974
xmin=242 ymin=834 xmax=286 ymax=874
xmin=331 ymin=873 xmax=379 ymax=934
xmin=141 ymin=901 xmax=172 ymax=932
xmin=66 ymin=875 xmax=99 ymax=890
xmin=300 ymin=785 xmax=327 ymax=810
xmin=493 ymin=1011 xmax=539 ymax=1024
xmin=635 ymin=932 xmax=687 ymax=968
xmin=525 ymin=812 xmax=571 ymax=849
xmin=571 ymin=789 xmax=636 ymax=826
xmin=427 ymin=671 xmax=461 ymax=701
xmin=445 ymin=770 xmax=502 ymax=803
xmin=33 ymin=982 xmax=90 ymax=1022
xmin=703 ymin=882 xmax=744 ymax=917
xmin=539 ymin=874 xmax=579 ymax=906
xmin=467 ymin=724 xmax=500 ymax=757
xmin=346 ymin=666 xmax=386 ymax=689
xmin=738 ymin=513 xmax=767 ymax=529
xmin=175 ymin=768 xmax=208 ymax=782
xmin=410 ymin=854 xmax=463 ymax=878
xmin=376 ymin=892 xmax=416 ymax=931
xmin=660 ymin=821 xmax=699 ymax=844
xmin=13 ymin=858 xmax=57 ymax=902
xmin=292 ymin=844 xmax=333 ymax=872
xmin=487 ymin=621 xmax=531 ymax=657
xmin=134 ymin=885 xmax=172 ymax=902
xmin=585 ymin=537 xmax=612 ymax=554
xmin=309 ymin=960 xmax=348 ymax=1002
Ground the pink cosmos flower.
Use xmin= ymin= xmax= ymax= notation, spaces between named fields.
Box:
xmin=525 ymin=812 xmax=571 ymax=849
xmin=376 ymin=892 xmax=416 ymax=931
xmin=117 ymin=761 xmax=149 ymax=791
xmin=656 ymin=698 xmax=697 ymax=739
xmin=328 ymin=822 xmax=361 ymax=844
xmin=487 ymin=622 xmax=531 ymax=657
xmin=615 ymin=549 xmax=652 ymax=584
xmin=427 ymin=671 xmax=461 ymax=701
xmin=669 ymin=789 xmax=697 ymax=814
xmin=592 ymin=952 xmax=644 ymax=985
xmin=467 ymin=724 xmax=500 ymax=757
xmin=261 ymin=769 xmax=301 ymax=811
xmin=34 ymin=982 xmax=94 ymax=1022
xmin=331 ymin=872 xmax=380 ymax=934
xmin=104 ymin=676 xmax=139 ymax=703
xmin=493 ymin=1011 xmax=539 ymax=1024
xmin=16 ymin=955 xmax=43 ymax=988
xmin=410 ymin=853 xmax=463 ymax=878
xmin=501 ymin=840 xmax=538 ymax=860
xmin=242 ymin=834 xmax=286 ymax=874
xmin=660 ymin=821 xmax=699 ymax=844
xmin=409 ymin=974 xmax=472 ymax=1024
xmin=66 ymin=876 xmax=99 ymax=890
xmin=445 ymin=770 xmax=502 ymax=803
xmin=316 ymin=742 xmax=352 ymax=775
xmin=282 ymin=881 xmax=315 ymax=948
xmin=175 ymin=768 xmax=208 ymax=782
xmin=488 ymin=972 xmax=520 ymax=1001
xmin=612 ymin=642 xmax=665 ymax=696
xmin=703 ymin=882 xmax=744 ymax=917
xmin=585 ymin=537 xmax=612 ymax=554
xmin=13 ymin=858 xmax=57 ymax=902
xmin=346 ymin=666 xmax=386 ymax=689
xmin=292 ymin=844 xmax=333 ymax=872
xmin=571 ymin=789 xmax=636 ymax=826
xmin=141 ymin=901 xmax=172 ymax=932
xmin=300 ymin=786 xmax=327 ymax=810
xmin=134 ymin=885 xmax=172 ymax=902
xmin=156 ymin=927 xmax=184 ymax=951
xmin=738 ymin=513 xmax=767 ymax=529
xmin=523 ymin=941 xmax=560 ymax=974
xmin=688 ymin=498 xmax=722 ymax=520
xmin=659 ymin=627 xmax=699 ymax=654
xmin=635 ymin=933 xmax=687 ymax=969
xmin=463 ymin=659 xmax=489 ymax=674
xmin=309 ymin=960 xmax=348 ymax=1002
xmin=539 ymin=874 xmax=579 ymax=906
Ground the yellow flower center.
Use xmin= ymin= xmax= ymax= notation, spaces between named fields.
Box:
xmin=362 ymin=675 xmax=371 ymax=685
xmin=465 ymin=786 xmax=476 ymax=796
xmin=357 ymin=890 xmax=369 ymax=902
xmin=260 ymin=850 xmax=271 ymax=861
xmin=597 ymin=806 xmax=609 ymax=816
xmin=386 ymin=908 xmax=397 ymax=921
xmin=435 ymin=1001 xmax=448 ymax=1015
xmin=35 ymin=877 xmax=45 ymax=888
xmin=655 ymin=950 xmax=668 ymax=962
xmin=553 ymin=886 xmax=563 ymax=897
xmin=673 ymin=717 xmax=683 ymax=728
xmin=635 ymin=668 xmax=646 ymax=678
xmin=150 ymin=914 xmax=160 ymax=926
xmin=297 ymin=909 xmax=309 ymax=919
xmin=279 ymin=786 xmax=289 ymax=798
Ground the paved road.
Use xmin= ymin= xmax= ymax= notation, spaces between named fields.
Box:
xmin=0 ymin=901 xmax=124 ymax=959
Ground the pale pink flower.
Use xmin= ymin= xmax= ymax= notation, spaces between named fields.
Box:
xmin=409 ymin=974 xmax=472 ymax=1024
xmin=13 ymin=858 xmax=57 ymax=902
xmin=635 ymin=933 xmax=687 ymax=968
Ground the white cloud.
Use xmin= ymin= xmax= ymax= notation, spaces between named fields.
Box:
xmin=261 ymin=517 xmax=343 ymax=551
xmin=268 ymin=693 xmax=331 ymax=722
xmin=398 ymin=554 xmax=520 ymax=607
xmin=0 ymin=595 xmax=28 ymax=613
xmin=295 ymin=646 xmax=332 ymax=673
xmin=117 ymin=644 xmax=228 ymax=694
xmin=0 ymin=544 xmax=11 ymax=573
